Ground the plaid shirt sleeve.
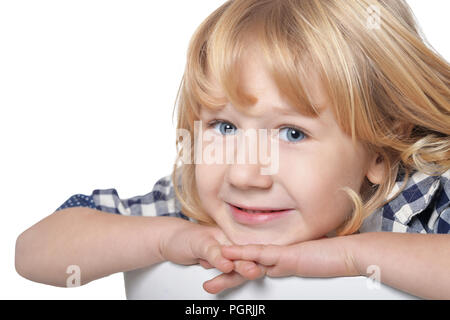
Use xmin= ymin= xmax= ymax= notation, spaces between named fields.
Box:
xmin=54 ymin=173 xmax=194 ymax=222
xmin=360 ymin=168 xmax=450 ymax=234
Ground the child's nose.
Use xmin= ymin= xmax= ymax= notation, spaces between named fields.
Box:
xmin=225 ymin=162 xmax=273 ymax=190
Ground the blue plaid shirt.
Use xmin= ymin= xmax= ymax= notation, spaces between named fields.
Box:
xmin=55 ymin=168 xmax=450 ymax=234
xmin=359 ymin=168 xmax=450 ymax=233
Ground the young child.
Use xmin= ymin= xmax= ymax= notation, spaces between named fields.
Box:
xmin=15 ymin=0 xmax=449 ymax=299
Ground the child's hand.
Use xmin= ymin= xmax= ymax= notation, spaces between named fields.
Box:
xmin=159 ymin=219 xmax=236 ymax=274
xmin=203 ymin=236 xmax=359 ymax=294
xmin=159 ymin=219 xmax=268 ymax=293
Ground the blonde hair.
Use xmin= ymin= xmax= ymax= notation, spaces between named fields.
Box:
xmin=171 ymin=0 xmax=450 ymax=235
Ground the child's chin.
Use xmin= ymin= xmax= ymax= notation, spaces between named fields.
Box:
xmin=226 ymin=227 xmax=322 ymax=246
xmin=228 ymin=233 xmax=300 ymax=246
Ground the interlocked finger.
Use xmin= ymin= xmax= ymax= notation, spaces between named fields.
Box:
xmin=192 ymin=237 xmax=234 ymax=273
xmin=199 ymin=259 xmax=214 ymax=269
xmin=222 ymin=244 xmax=281 ymax=266
xmin=233 ymin=260 xmax=267 ymax=280
xmin=203 ymin=271 xmax=248 ymax=294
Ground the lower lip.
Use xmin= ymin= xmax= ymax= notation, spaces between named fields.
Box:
xmin=228 ymin=204 xmax=293 ymax=225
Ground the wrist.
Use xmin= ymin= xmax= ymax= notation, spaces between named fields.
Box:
xmin=342 ymin=231 xmax=378 ymax=277
xmin=155 ymin=216 xmax=191 ymax=262
xmin=338 ymin=232 xmax=365 ymax=277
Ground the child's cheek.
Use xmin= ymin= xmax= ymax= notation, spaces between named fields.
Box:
xmin=195 ymin=163 xmax=225 ymax=209
xmin=277 ymin=152 xmax=353 ymax=235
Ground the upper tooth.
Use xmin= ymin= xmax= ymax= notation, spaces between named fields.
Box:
xmin=245 ymin=209 xmax=273 ymax=213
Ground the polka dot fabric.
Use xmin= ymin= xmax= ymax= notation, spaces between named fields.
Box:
xmin=56 ymin=194 xmax=96 ymax=210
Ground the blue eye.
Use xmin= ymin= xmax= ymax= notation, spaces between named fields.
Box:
xmin=208 ymin=120 xmax=237 ymax=135
xmin=207 ymin=120 xmax=307 ymax=144
xmin=279 ymin=127 xmax=306 ymax=143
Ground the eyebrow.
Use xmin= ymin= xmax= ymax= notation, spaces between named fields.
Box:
xmin=203 ymin=102 xmax=322 ymax=119
xmin=275 ymin=104 xmax=325 ymax=117
xmin=273 ymin=107 xmax=302 ymax=116
xmin=253 ymin=106 xmax=321 ymax=119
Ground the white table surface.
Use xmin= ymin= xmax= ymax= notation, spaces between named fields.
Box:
xmin=124 ymin=261 xmax=418 ymax=300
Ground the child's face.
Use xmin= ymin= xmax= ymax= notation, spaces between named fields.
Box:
xmin=195 ymin=50 xmax=374 ymax=245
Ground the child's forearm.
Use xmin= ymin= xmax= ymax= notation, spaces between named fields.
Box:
xmin=15 ymin=207 xmax=182 ymax=287
xmin=349 ymin=232 xmax=450 ymax=299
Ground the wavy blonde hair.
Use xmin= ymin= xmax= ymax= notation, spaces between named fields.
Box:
xmin=170 ymin=0 xmax=450 ymax=236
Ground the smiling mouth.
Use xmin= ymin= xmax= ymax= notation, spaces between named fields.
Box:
xmin=227 ymin=203 xmax=294 ymax=225
xmin=233 ymin=206 xmax=291 ymax=214
xmin=228 ymin=203 xmax=293 ymax=214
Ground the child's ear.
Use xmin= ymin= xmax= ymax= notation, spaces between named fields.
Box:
xmin=366 ymin=153 xmax=386 ymax=185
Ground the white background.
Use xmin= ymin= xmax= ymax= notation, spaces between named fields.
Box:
xmin=1 ymin=0 xmax=448 ymax=299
